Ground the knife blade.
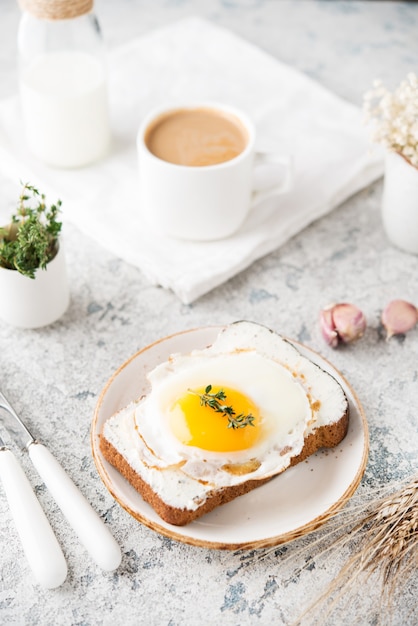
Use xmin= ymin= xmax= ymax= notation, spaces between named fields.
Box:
xmin=0 ymin=433 xmax=68 ymax=588
xmin=0 ymin=391 xmax=121 ymax=572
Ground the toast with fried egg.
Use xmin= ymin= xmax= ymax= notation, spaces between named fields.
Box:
xmin=100 ymin=321 xmax=349 ymax=526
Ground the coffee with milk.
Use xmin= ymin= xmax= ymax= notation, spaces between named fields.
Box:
xmin=144 ymin=107 xmax=249 ymax=167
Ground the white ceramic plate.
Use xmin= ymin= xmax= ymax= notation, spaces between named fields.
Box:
xmin=91 ymin=326 xmax=369 ymax=550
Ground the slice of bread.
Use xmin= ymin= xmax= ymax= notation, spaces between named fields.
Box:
xmin=100 ymin=322 xmax=349 ymax=526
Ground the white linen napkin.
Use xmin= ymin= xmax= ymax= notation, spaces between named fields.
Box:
xmin=0 ymin=17 xmax=383 ymax=304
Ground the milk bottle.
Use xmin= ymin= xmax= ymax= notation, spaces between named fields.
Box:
xmin=17 ymin=0 xmax=111 ymax=168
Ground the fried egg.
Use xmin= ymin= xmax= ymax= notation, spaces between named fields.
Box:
xmin=131 ymin=322 xmax=315 ymax=488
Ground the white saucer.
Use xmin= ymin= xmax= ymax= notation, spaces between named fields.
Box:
xmin=91 ymin=326 xmax=369 ymax=550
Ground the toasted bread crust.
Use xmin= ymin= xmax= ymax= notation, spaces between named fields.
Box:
xmin=99 ymin=407 xmax=349 ymax=526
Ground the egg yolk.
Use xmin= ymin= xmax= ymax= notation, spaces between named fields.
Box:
xmin=169 ymin=385 xmax=261 ymax=452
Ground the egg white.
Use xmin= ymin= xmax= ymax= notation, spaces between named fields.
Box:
xmin=133 ymin=327 xmax=313 ymax=488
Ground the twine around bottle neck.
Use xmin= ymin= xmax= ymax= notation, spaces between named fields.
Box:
xmin=18 ymin=0 xmax=93 ymax=20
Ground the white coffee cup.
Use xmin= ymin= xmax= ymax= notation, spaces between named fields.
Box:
xmin=137 ymin=102 xmax=292 ymax=241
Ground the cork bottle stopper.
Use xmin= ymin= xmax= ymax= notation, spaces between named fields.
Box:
xmin=18 ymin=0 xmax=93 ymax=20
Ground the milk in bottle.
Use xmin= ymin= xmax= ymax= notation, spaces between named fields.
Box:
xmin=17 ymin=0 xmax=111 ymax=168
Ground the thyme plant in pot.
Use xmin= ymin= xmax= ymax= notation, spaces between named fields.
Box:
xmin=0 ymin=182 xmax=70 ymax=328
xmin=364 ymin=73 xmax=418 ymax=254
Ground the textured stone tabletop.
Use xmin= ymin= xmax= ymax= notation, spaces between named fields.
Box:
xmin=0 ymin=1 xmax=417 ymax=625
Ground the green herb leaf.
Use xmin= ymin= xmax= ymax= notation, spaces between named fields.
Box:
xmin=188 ymin=386 xmax=256 ymax=430
xmin=0 ymin=182 xmax=62 ymax=278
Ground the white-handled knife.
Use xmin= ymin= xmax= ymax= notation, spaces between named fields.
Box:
xmin=0 ymin=391 xmax=122 ymax=572
xmin=0 ymin=434 xmax=68 ymax=588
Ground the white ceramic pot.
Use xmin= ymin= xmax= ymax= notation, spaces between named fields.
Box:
xmin=382 ymin=151 xmax=418 ymax=254
xmin=0 ymin=243 xmax=70 ymax=329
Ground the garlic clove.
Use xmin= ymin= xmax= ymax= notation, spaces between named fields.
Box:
xmin=381 ymin=299 xmax=418 ymax=339
xmin=320 ymin=303 xmax=366 ymax=347
xmin=332 ymin=303 xmax=367 ymax=344
xmin=320 ymin=306 xmax=339 ymax=348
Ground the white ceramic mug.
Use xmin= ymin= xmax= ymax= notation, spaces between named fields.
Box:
xmin=137 ymin=103 xmax=292 ymax=241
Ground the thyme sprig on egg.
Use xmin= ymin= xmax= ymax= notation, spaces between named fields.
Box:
xmin=189 ymin=385 xmax=256 ymax=430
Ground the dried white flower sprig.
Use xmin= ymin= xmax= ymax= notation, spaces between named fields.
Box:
xmin=364 ymin=73 xmax=418 ymax=168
